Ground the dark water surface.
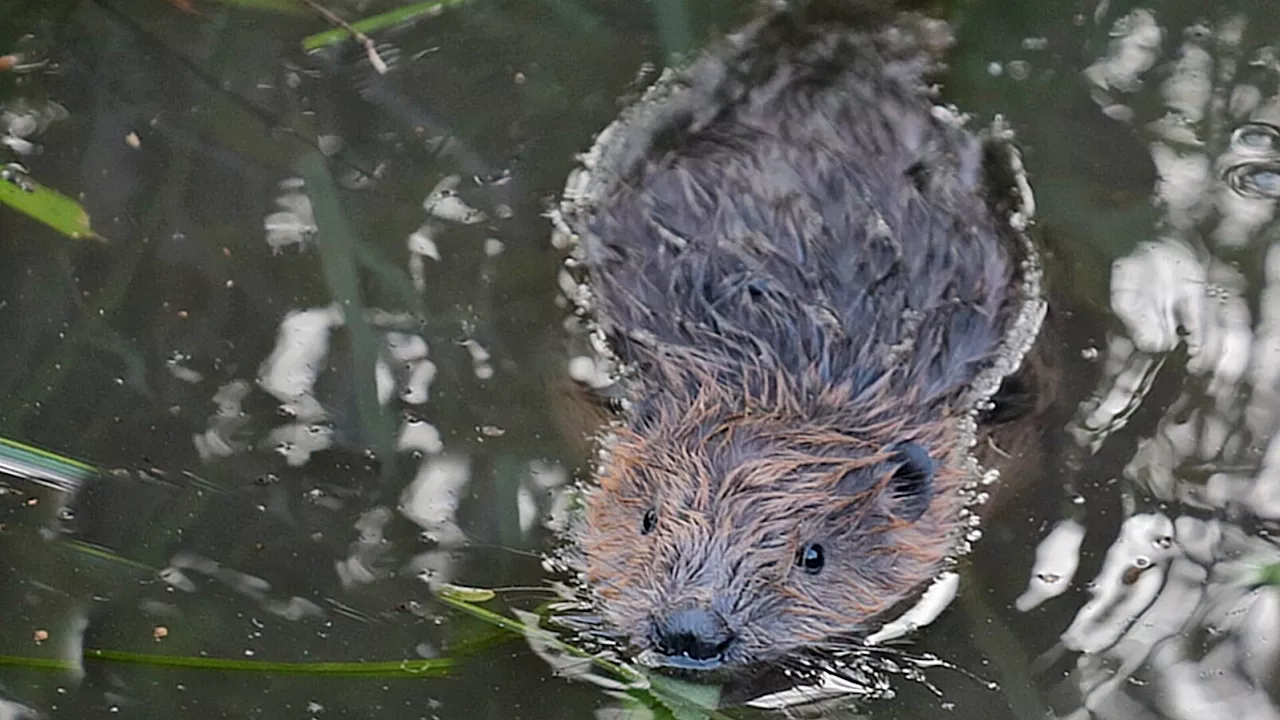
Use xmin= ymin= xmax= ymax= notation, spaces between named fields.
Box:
xmin=2 ymin=0 xmax=1280 ymax=718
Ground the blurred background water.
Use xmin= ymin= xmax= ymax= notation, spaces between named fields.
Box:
xmin=2 ymin=0 xmax=1280 ymax=718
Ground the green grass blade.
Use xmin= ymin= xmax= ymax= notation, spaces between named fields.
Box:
xmin=435 ymin=584 xmax=642 ymax=683
xmin=301 ymin=0 xmax=476 ymax=52
xmin=0 ymin=656 xmax=80 ymax=672
xmin=84 ymin=650 xmax=456 ymax=676
xmin=58 ymin=539 xmax=160 ymax=574
xmin=434 ymin=586 xmax=735 ymax=718
xmin=295 ymin=151 xmax=397 ymax=475
xmin=0 ymin=435 xmax=99 ymax=492
xmin=0 ymin=171 xmax=100 ymax=240
xmin=0 ymin=651 xmax=454 ymax=677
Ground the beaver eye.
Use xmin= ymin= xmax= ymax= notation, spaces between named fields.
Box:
xmin=641 ymin=509 xmax=657 ymax=535
xmin=796 ymin=543 xmax=825 ymax=574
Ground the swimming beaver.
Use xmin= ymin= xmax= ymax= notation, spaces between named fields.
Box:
xmin=549 ymin=2 xmax=1044 ymax=675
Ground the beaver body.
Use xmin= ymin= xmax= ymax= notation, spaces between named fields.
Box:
xmin=552 ymin=4 xmax=1043 ymax=674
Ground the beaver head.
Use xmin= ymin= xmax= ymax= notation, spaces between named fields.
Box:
xmin=579 ymin=357 xmax=971 ymax=673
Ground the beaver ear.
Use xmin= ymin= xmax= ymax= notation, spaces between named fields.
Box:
xmin=887 ymin=442 xmax=935 ymax=522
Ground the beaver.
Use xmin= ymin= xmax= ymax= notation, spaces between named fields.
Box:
xmin=549 ymin=2 xmax=1045 ymax=676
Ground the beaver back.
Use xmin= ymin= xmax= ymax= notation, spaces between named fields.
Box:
xmin=577 ymin=13 xmax=1016 ymax=414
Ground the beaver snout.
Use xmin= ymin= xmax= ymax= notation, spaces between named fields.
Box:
xmin=652 ymin=606 xmax=736 ymax=671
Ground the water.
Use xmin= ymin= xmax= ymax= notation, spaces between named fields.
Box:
xmin=1 ymin=0 xmax=1279 ymax=717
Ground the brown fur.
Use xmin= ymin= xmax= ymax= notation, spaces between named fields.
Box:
xmin=549 ymin=3 xmax=1046 ymax=674
xmin=581 ymin=356 xmax=973 ymax=665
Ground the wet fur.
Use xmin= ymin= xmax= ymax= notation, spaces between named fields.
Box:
xmin=562 ymin=5 xmax=1035 ymax=670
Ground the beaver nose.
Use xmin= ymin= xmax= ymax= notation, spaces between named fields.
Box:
xmin=653 ymin=607 xmax=735 ymax=667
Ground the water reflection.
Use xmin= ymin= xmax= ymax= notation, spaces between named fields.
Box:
xmin=1 ymin=0 xmax=607 ymax=715
xmin=1024 ymin=4 xmax=1280 ymax=718
xmin=6 ymin=0 xmax=1280 ymax=716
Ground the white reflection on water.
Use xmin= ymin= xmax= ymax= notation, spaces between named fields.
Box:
xmin=190 ymin=169 xmax=574 ymax=606
xmin=398 ymin=454 xmax=471 ymax=590
xmin=1024 ymin=5 xmax=1280 ymax=719
xmin=1016 ymin=519 xmax=1085 ymax=611
xmin=263 ymin=177 xmax=317 ymax=254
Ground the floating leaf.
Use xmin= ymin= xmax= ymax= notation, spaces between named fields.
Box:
xmin=436 ymin=583 xmax=497 ymax=603
xmin=0 ymin=168 xmax=100 ymax=240
xmin=301 ymin=0 xmax=476 ymax=52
